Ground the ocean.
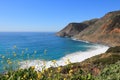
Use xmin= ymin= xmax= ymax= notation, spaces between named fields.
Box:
xmin=0 ymin=32 xmax=109 ymax=72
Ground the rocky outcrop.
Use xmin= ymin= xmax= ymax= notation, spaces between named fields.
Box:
xmin=106 ymin=46 xmax=120 ymax=53
xmin=75 ymin=10 xmax=120 ymax=46
xmin=56 ymin=19 xmax=98 ymax=37
xmin=57 ymin=10 xmax=120 ymax=46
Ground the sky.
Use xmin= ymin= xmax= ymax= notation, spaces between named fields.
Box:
xmin=0 ymin=0 xmax=120 ymax=32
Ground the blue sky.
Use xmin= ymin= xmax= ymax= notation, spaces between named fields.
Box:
xmin=0 ymin=0 xmax=120 ymax=32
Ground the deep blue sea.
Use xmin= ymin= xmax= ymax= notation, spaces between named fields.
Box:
xmin=0 ymin=32 xmax=108 ymax=72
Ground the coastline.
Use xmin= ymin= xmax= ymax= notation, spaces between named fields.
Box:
xmin=20 ymin=42 xmax=109 ymax=71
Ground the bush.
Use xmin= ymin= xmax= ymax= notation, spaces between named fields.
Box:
xmin=96 ymin=61 xmax=120 ymax=80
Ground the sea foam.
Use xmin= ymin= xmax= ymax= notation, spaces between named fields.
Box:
xmin=20 ymin=44 xmax=109 ymax=71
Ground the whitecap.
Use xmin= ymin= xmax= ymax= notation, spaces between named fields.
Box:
xmin=19 ymin=44 xmax=109 ymax=71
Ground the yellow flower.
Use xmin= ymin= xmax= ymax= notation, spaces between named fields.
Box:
xmin=50 ymin=69 xmax=53 ymax=73
xmin=52 ymin=60 xmax=56 ymax=64
xmin=65 ymin=58 xmax=71 ymax=64
xmin=23 ymin=74 xmax=26 ymax=78
xmin=69 ymin=73 xmax=72 ymax=76
xmin=42 ymin=70 xmax=45 ymax=73
xmin=64 ymin=78 xmax=67 ymax=80
xmin=30 ymin=79 xmax=32 ymax=80
xmin=7 ymin=60 xmax=12 ymax=65
xmin=31 ymin=66 xmax=35 ymax=70
xmin=45 ymin=68 xmax=48 ymax=71
xmin=68 ymin=69 xmax=73 ymax=76
xmin=5 ymin=75 xmax=9 ymax=78
xmin=37 ymin=72 xmax=42 ymax=79
xmin=48 ymin=73 xmax=51 ymax=77
xmin=8 ymin=61 xmax=12 ymax=65
xmin=57 ymin=67 xmax=61 ymax=72
xmin=69 ymin=69 xmax=73 ymax=74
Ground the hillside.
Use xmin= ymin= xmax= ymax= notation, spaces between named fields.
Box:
xmin=56 ymin=19 xmax=98 ymax=37
xmin=57 ymin=10 xmax=120 ymax=47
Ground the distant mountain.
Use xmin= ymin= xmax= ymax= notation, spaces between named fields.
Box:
xmin=57 ymin=10 xmax=120 ymax=46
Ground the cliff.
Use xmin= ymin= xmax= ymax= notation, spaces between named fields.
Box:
xmin=56 ymin=19 xmax=98 ymax=37
xmin=57 ymin=10 xmax=120 ymax=46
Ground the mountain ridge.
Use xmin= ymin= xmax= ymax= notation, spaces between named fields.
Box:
xmin=57 ymin=10 xmax=120 ymax=47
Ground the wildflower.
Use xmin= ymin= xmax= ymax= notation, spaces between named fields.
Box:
xmin=68 ymin=69 xmax=73 ymax=76
xmin=48 ymin=73 xmax=51 ymax=77
xmin=37 ymin=72 xmax=42 ymax=79
xmin=52 ymin=60 xmax=56 ymax=64
xmin=50 ymin=69 xmax=53 ymax=73
xmin=23 ymin=74 xmax=26 ymax=78
xmin=30 ymin=79 xmax=32 ymax=80
xmin=65 ymin=58 xmax=71 ymax=64
xmin=69 ymin=69 xmax=73 ymax=74
xmin=45 ymin=68 xmax=48 ymax=71
xmin=64 ymin=78 xmax=67 ymax=80
xmin=8 ymin=61 xmax=12 ymax=65
xmin=7 ymin=60 xmax=12 ymax=65
xmin=42 ymin=70 xmax=45 ymax=73
xmin=5 ymin=75 xmax=9 ymax=78
xmin=31 ymin=66 xmax=35 ymax=70
xmin=57 ymin=67 xmax=61 ymax=72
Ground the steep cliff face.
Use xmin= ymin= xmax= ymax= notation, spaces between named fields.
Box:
xmin=57 ymin=10 xmax=120 ymax=46
xmin=75 ymin=10 xmax=120 ymax=46
xmin=56 ymin=19 xmax=98 ymax=37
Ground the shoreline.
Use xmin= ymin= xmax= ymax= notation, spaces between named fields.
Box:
xmin=20 ymin=44 xmax=109 ymax=71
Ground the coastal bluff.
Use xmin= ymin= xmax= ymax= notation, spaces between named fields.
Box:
xmin=57 ymin=10 xmax=120 ymax=47
xmin=56 ymin=19 xmax=98 ymax=37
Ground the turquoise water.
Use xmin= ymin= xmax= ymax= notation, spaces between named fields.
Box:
xmin=0 ymin=32 xmax=95 ymax=72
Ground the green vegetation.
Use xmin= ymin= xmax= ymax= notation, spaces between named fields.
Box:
xmin=106 ymin=46 xmax=120 ymax=53
xmin=0 ymin=46 xmax=120 ymax=80
xmin=96 ymin=61 xmax=120 ymax=80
